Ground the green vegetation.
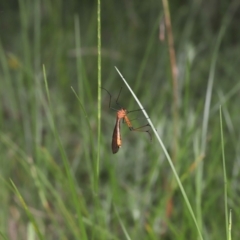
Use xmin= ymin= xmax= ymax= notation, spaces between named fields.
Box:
xmin=0 ymin=0 xmax=240 ymax=239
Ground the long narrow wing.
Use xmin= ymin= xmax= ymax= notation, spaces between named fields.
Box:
xmin=112 ymin=118 xmax=121 ymax=154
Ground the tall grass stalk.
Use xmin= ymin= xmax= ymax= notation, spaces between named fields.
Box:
xmin=10 ymin=180 xmax=44 ymax=240
xmin=198 ymin=1 xmax=240 ymax=232
xmin=228 ymin=209 xmax=232 ymax=240
xmin=43 ymin=66 xmax=87 ymax=239
xmin=114 ymin=205 xmax=132 ymax=240
xmin=115 ymin=66 xmax=203 ymax=240
xmin=162 ymin=0 xmax=179 ymax=162
xmin=96 ymin=0 xmax=102 ymax=194
xmin=220 ymin=106 xmax=229 ymax=240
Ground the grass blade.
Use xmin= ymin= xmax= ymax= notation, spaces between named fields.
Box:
xmin=43 ymin=65 xmax=87 ymax=239
xmin=114 ymin=205 xmax=132 ymax=240
xmin=220 ymin=106 xmax=229 ymax=240
xmin=228 ymin=209 xmax=232 ymax=240
xmin=115 ymin=66 xmax=203 ymax=240
xmin=10 ymin=180 xmax=44 ymax=240
xmin=96 ymin=0 xmax=102 ymax=193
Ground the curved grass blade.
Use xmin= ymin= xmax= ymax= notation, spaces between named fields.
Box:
xmin=115 ymin=66 xmax=203 ymax=240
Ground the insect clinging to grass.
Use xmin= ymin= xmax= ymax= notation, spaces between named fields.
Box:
xmin=101 ymin=87 xmax=151 ymax=154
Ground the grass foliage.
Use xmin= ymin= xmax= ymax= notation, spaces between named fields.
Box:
xmin=1 ymin=0 xmax=240 ymax=239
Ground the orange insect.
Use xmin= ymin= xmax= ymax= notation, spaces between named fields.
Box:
xmin=102 ymin=87 xmax=151 ymax=154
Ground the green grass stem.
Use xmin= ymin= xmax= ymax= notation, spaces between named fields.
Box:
xmin=220 ymin=106 xmax=229 ymax=240
xmin=115 ymin=66 xmax=203 ymax=240
xmin=43 ymin=66 xmax=87 ymax=239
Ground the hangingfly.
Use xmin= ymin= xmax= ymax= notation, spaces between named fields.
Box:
xmin=101 ymin=87 xmax=151 ymax=154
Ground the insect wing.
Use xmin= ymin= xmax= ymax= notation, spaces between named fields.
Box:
xmin=112 ymin=118 xmax=121 ymax=154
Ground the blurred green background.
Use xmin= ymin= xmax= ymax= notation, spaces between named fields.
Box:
xmin=1 ymin=0 xmax=240 ymax=239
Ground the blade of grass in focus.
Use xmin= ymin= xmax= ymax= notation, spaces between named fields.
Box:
xmin=115 ymin=66 xmax=203 ymax=240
